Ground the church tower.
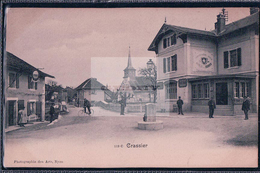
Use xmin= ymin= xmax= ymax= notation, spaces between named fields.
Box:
xmin=123 ymin=46 xmax=136 ymax=80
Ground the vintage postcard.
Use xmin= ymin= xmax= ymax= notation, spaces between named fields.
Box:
xmin=3 ymin=7 xmax=258 ymax=168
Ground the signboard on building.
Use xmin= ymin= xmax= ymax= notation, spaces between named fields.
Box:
xmin=178 ymin=79 xmax=187 ymax=88
xmin=157 ymin=82 xmax=164 ymax=90
xmin=193 ymin=51 xmax=214 ymax=72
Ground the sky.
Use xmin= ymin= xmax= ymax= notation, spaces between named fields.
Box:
xmin=5 ymin=7 xmax=250 ymax=88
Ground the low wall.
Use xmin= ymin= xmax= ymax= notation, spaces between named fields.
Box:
xmin=97 ymin=101 xmax=155 ymax=113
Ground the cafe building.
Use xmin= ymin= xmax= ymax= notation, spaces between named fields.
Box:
xmin=5 ymin=52 xmax=54 ymax=128
xmin=148 ymin=8 xmax=259 ymax=115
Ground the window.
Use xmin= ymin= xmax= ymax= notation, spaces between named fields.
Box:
xmin=203 ymin=83 xmax=209 ymax=98
xmin=166 ymin=82 xmax=177 ymax=99
xmin=192 ymin=85 xmax=197 ymax=98
xmin=163 ymin=34 xmax=177 ymax=49
xmin=163 ymin=39 xmax=167 ymax=49
xmin=27 ymin=102 xmax=35 ymax=116
xmin=163 ymin=54 xmax=177 ymax=73
xmin=198 ymin=84 xmax=202 ymax=98
xmin=224 ymin=48 xmax=242 ymax=68
xmin=246 ymin=82 xmax=250 ymax=97
xmin=235 ymin=82 xmax=240 ymax=97
xmin=234 ymin=81 xmax=250 ymax=98
xmin=241 ymin=82 xmax=246 ymax=98
xmin=192 ymin=83 xmax=210 ymax=99
xmin=9 ymin=72 xmax=19 ymax=88
xmin=171 ymin=55 xmax=177 ymax=71
xmin=28 ymin=76 xmax=37 ymax=90
xmin=167 ymin=57 xmax=170 ymax=72
xmin=163 ymin=58 xmax=166 ymax=73
xmin=171 ymin=34 xmax=176 ymax=45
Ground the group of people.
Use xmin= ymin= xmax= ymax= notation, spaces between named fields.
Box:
xmin=176 ymin=96 xmax=251 ymax=120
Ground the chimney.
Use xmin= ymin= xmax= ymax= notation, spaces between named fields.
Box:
xmin=215 ymin=9 xmax=226 ymax=34
xmin=250 ymin=7 xmax=259 ymax=15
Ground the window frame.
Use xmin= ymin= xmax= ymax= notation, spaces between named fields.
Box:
xmin=8 ymin=72 xmax=16 ymax=88
xmin=28 ymin=75 xmax=38 ymax=90
xmin=234 ymin=81 xmax=250 ymax=98
xmin=165 ymin=82 xmax=177 ymax=100
xmin=224 ymin=48 xmax=242 ymax=69
xmin=163 ymin=34 xmax=177 ymax=49
xmin=192 ymin=82 xmax=210 ymax=99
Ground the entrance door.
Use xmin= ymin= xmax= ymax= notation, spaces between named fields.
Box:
xmin=216 ymin=83 xmax=228 ymax=105
xmin=8 ymin=101 xmax=16 ymax=126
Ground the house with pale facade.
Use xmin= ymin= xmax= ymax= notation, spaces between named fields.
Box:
xmin=75 ymin=78 xmax=113 ymax=107
xmin=5 ymin=52 xmax=54 ymax=128
xmin=148 ymin=8 xmax=259 ymax=115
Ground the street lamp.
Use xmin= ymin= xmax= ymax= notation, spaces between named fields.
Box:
xmin=146 ymin=59 xmax=157 ymax=103
xmin=147 ymin=59 xmax=155 ymax=74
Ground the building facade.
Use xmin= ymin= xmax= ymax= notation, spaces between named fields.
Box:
xmin=5 ymin=52 xmax=54 ymax=128
xmin=148 ymin=9 xmax=259 ymax=115
xmin=76 ymin=78 xmax=111 ymax=107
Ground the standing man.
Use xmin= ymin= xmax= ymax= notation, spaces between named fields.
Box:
xmin=242 ymin=96 xmax=250 ymax=120
xmin=120 ymin=94 xmax=126 ymax=115
xmin=176 ymin=96 xmax=184 ymax=115
xmin=49 ymin=103 xmax=55 ymax=123
xmin=208 ymin=97 xmax=216 ymax=118
xmin=84 ymin=98 xmax=91 ymax=114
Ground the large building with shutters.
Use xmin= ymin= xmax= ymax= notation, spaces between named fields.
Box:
xmin=148 ymin=8 xmax=259 ymax=115
xmin=5 ymin=52 xmax=54 ymax=128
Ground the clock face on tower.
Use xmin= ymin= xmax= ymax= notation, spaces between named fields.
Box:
xmin=194 ymin=53 xmax=214 ymax=72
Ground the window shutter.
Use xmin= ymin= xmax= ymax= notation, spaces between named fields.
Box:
xmin=171 ymin=34 xmax=176 ymax=45
xmin=237 ymin=48 xmax=241 ymax=66
xmin=16 ymin=73 xmax=19 ymax=88
xmin=28 ymin=76 xmax=31 ymax=89
xmin=163 ymin=39 xmax=167 ymax=49
xmin=163 ymin=58 xmax=166 ymax=73
xmin=224 ymin=51 xmax=229 ymax=68
xmin=175 ymin=55 xmax=177 ymax=71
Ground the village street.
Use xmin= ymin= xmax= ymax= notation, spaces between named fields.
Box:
xmin=4 ymin=105 xmax=258 ymax=168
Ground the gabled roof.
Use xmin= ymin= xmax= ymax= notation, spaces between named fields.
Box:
xmin=75 ymin=78 xmax=105 ymax=90
xmin=148 ymin=23 xmax=216 ymax=52
xmin=218 ymin=11 xmax=259 ymax=36
xmin=128 ymin=76 xmax=154 ymax=90
xmin=148 ymin=11 xmax=259 ymax=52
xmin=6 ymin=52 xmax=54 ymax=78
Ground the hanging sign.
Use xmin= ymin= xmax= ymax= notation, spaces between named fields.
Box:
xmin=32 ymin=70 xmax=39 ymax=82
xmin=178 ymin=79 xmax=187 ymax=88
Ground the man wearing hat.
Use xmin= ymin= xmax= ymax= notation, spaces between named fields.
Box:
xmin=242 ymin=96 xmax=250 ymax=120
xmin=176 ymin=96 xmax=184 ymax=115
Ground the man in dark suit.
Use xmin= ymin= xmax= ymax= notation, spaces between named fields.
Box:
xmin=177 ymin=96 xmax=184 ymax=115
xmin=208 ymin=97 xmax=216 ymax=118
xmin=49 ymin=103 xmax=55 ymax=123
xmin=120 ymin=96 xmax=126 ymax=115
xmin=242 ymin=96 xmax=250 ymax=120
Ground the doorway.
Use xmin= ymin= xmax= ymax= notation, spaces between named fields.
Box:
xmin=216 ymin=83 xmax=228 ymax=105
xmin=7 ymin=100 xmax=16 ymax=126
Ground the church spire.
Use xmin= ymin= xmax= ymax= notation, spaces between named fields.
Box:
xmin=127 ymin=46 xmax=133 ymax=69
xmin=124 ymin=46 xmax=136 ymax=79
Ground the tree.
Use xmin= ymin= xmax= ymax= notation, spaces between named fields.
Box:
xmin=138 ymin=65 xmax=157 ymax=103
